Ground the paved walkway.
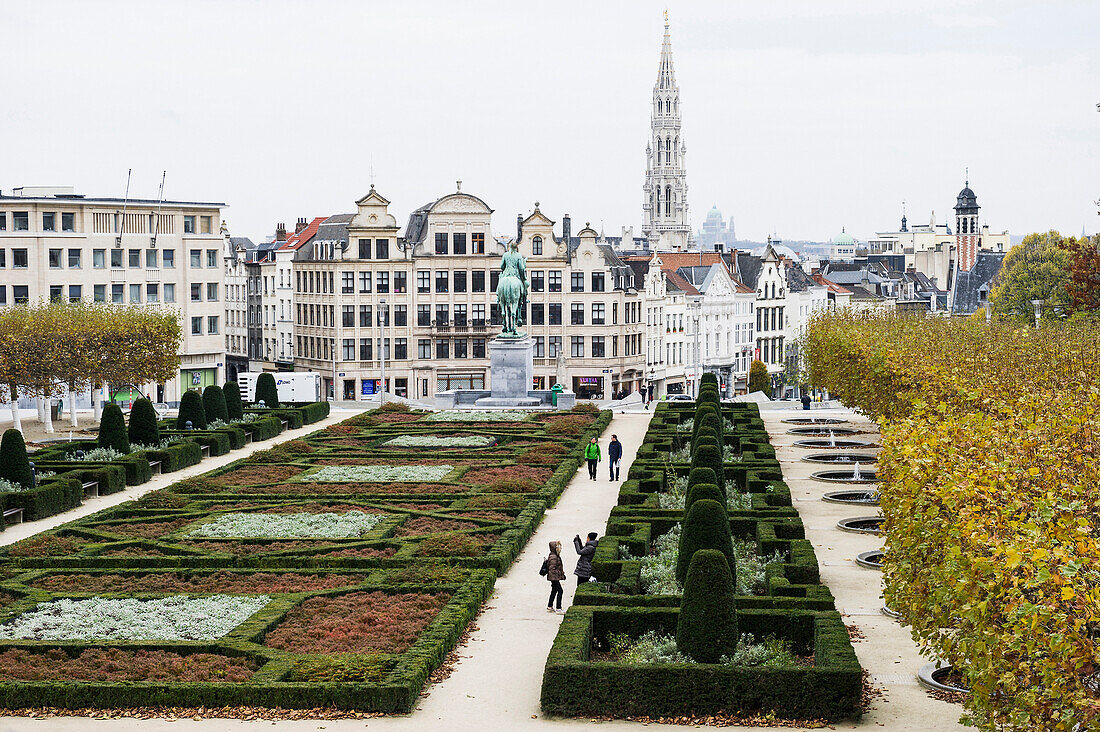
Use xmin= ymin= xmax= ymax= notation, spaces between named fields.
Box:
xmin=0 ymin=408 xmax=363 ymax=549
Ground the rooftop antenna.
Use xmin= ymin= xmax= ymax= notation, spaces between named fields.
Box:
xmin=369 ymin=155 xmax=375 ymax=188
xmin=150 ymin=170 xmax=166 ymax=247
xmin=965 ymin=167 xmax=969 ymax=187
xmin=115 ymin=168 xmax=132 ymax=247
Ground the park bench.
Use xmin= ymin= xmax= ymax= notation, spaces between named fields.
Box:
xmin=3 ymin=507 xmax=24 ymax=525
xmin=82 ymin=480 xmax=99 ymax=500
xmin=148 ymin=460 xmax=163 ymax=475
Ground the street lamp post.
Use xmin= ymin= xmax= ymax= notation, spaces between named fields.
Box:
xmin=689 ymin=296 xmax=702 ymax=399
xmin=379 ymin=297 xmax=387 ymax=406
xmin=1031 ymin=299 xmax=1043 ymax=329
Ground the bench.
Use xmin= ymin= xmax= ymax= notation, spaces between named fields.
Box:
xmin=200 ymin=445 xmax=211 ymax=458
xmin=82 ymin=481 xmax=100 ymax=500
xmin=280 ymin=420 xmax=289 ymax=430
xmin=148 ymin=460 xmax=163 ymax=475
xmin=243 ymin=433 xmax=253 ymax=445
xmin=3 ymin=507 xmax=24 ymax=525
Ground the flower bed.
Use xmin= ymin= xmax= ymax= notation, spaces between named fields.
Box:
xmin=382 ymin=435 xmax=496 ymax=448
xmin=426 ymin=410 xmax=530 ymax=422
xmin=183 ymin=511 xmax=386 ymax=539
xmin=0 ymin=648 xmax=257 ymax=682
xmin=0 ymin=595 xmax=270 ymax=641
xmin=30 ymin=571 xmax=367 ymax=594
xmin=394 ymin=517 xmax=480 ymax=536
xmin=211 ymin=465 xmax=303 ymax=486
xmin=307 ymin=465 xmax=455 ymax=483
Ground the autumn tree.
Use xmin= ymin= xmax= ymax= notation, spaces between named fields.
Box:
xmin=989 ymin=231 xmax=1074 ymax=321
xmin=1063 ymin=233 xmax=1100 ymax=315
xmin=748 ymin=359 xmax=769 ymax=394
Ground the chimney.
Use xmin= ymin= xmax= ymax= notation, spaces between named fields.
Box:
xmin=516 ymin=214 xmax=523 ymax=243
xmin=295 ymin=217 xmax=307 ymax=234
xmin=563 ymin=214 xmax=571 ymax=245
xmin=276 ymin=223 xmax=287 ymax=242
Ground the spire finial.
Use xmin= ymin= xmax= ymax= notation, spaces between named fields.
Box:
xmin=965 ymin=167 xmax=969 ymax=187
xmin=664 ymin=8 xmax=669 ymax=27
xmin=456 ymin=179 xmax=462 ymax=192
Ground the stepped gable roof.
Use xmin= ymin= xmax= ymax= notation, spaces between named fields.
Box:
xmin=951 ymin=251 xmax=1004 ymax=315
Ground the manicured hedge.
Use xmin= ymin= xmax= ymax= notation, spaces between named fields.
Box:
xmin=0 ymin=475 xmax=83 ymax=523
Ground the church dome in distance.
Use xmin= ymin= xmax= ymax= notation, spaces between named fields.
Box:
xmin=956 ymin=186 xmax=978 ymax=209
xmin=705 ymin=205 xmax=722 ymax=223
xmin=832 ymin=228 xmax=856 ymax=246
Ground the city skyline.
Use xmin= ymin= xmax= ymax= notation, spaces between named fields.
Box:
xmin=4 ymin=0 xmax=1097 ymax=243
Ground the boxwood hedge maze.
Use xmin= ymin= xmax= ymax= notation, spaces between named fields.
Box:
xmin=0 ymin=405 xmax=611 ymax=713
xmin=540 ymin=382 xmax=863 ymax=722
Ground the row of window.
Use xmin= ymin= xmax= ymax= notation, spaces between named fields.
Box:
xmin=530 ymin=271 xmax=605 ymax=293
xmin=0 ymin=211 xmax=75 ymax=232
xmin=189 ymin=316 xmax=220 ymax=335
xmin=0 ymin=246 xmax=219 ymax=270
xmin=757 ymin=306 xmax=784 ymax=333
xmin=0 ymin=212 xmax=213 ymax=235
xmin=296 ymin=300 xmax=641 ymax=330
xmin=306 ymin=332 xmax=639 ymax=363
xmin=0 ymin=282 xmax=183 ymax=305
xmin=433 ymin=232 xmax=486 ymax=255
xmin=298 ymin=268 xmax=623 ymax=296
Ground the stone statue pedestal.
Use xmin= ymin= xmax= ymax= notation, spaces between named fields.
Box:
xmin=475 ymin=336 xmax=541 ymax=407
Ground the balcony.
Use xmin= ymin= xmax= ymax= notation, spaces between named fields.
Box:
xmin=431 ymin=320 xmax=492 ymax=334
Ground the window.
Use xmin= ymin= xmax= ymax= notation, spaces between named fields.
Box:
xmin=208 ymin=316 xmax=219 ymax=334
xmin=571 ymin=272 xmax=584 ymax=292
xmin=342 ymin=272 xmax=354 ymax=293
xmin=568 ymin=334 xmax=585 ymax=358
xmin=13 ymin=212 xmax=29 ymax=231
xmin=190 ymin=249 xmax=201 ymax=267
xmin=358 ymin=305 xmax=372 ymax=327
xmin=548 ymin=336 xmax=562 ymax=357
xmin=13 ymin=285 xmax=29 ymax=303
xmin=93 ymin=284 xmax=106 ymax=302
xmin=191 ymin=283 xmax=202 ymax=302
xmin=360 ymin=271 xmax=372 ymax=292
xmin=356 ymin=337 xmax=371 ymax=360
xmin=394 ymin=338 xmax=407 ymax=360
xmin=453 ymin=270 xmax=467 ymax=293
xmin=436 ymin=339 xmax=450 ymax=359
xmin=164 ymin=283 xmax=175 ymax=302
xmin=592 ymin=335 xmax=606 ymax=357
xmin=454 ymin=338 xmax=468 ymax=358
xmin=49 ymin=249 xmax=62 ymax=268
xmin=532 ymin=235 xmax=542 ymax=255
xmin=126 ymin=249 xmax=140 ymax=268
xmin=68 ymin=284 xmax=82 ymax=301
xmin=394 ymin=304 xmax=407 ymax=326
xmin=358 ymin=239 xmax=372 ymax=259
xmin=435 ymin=270 xmax=449 ymax=293
xmin=592 ymin=302 xmax=605 ymax=325
xmin=207 ymin=282 xmax=218 ymax=300
xmin=472 ymin=232 xmax=485 ymax=254
xmin=531 ymin=270 xmax=544 ymax=292
xmin=417 ymin=304 xmax=431 ymax=326
xmin=592 ymin=272 xmax=605 ymax=292
xmin=417 ymin=270 xmax=430 ymax=293
xmin=613 ymin=302 xmax=619 ymax=324
xmin=531 ymin=303 xmax=545 ymax=325
xmin=548 ymin=270 xmax=562 ymax=292
xmin=472 ymin=270 xmax=486 ymax=293
xmin=393 ymin=271 xmax=406 ymax=293
xmin=490 ymin=303 xmax=501 ymax=325
xmin=13 ymin=249 xmax=28 ymax=268
xmin=548 ymin=303 xmax=562 ymax=325
xmin=144 ymin=249 xmax=157 ymax=268
xmin=418 ymin=339 xmax=431 ymax=359
xmin=376 ymin=239 xmax=389 ymax=259
xmin=184 ymin=216 xmax=196 ymax=234
xmin=66 ymin=248 xmax=81 ymax=268
xmin=454 ymin=304 xmax=468 ymax=327
xmin=341 ymin=338 xmax=355 ymax=361
xmin=473 ymin=338 xmax=486 ymax=358
xmin=43 ymin=212 xmax=56 ymax=231
xmin=62 ymin=212 xmax=75 ymax=232
xmin=163 ymin=249 xmax=175 ymax=268
xmin=452 ymin=233 xmax=466 ymax=255
xmin=571 ymin=303 xmax=585 ymax=325
xmin=534 ymin=336 xmax=545 ymax=358
xmin=146 ymin=283 xmax=159 ymax=302
xmin=0 ymin=213 xmax=6 ymax=230
xmin=472 ymin=304 xmax=486 ymax=325
xmin=435 ymin=304 xmax=449 ymax=325
xmin=207 ymin=250 xmax=217 ymax=267
xmin=127 ymin=284 xmax=140 ymax=303
xmin=435 ymin=232 xmax=448 ymax=255
xmin=376 ymin=271 xmax=389 ymax=293
xmin=342 ymin=306 xmax=355 ymax=327
xmin=490 ymin=270 xmax=500 ymax=292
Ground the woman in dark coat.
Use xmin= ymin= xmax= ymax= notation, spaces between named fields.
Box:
xmin=573 ymin=532 xmax=598 ymax=585
xmin=546 ymin=541 xmax=566 ymax=612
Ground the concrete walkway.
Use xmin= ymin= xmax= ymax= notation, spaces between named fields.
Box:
xmin=0 ymin=407 xmax=363 ymax=548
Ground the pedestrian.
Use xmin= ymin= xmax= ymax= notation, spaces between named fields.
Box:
xmin=584 ymin=436 xmax=601 ymax=480
xmin=801 ymin=393 xmax=811 ymax=411
xmin=608 ymin=434 xmax=623 ymax=481
xmin=573 ymin=532 xmax=598 ymax=585
xmin=543 ymin=541 xmax=566 ymax=612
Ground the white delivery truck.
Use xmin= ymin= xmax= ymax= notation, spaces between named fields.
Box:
xmin=238 ymin=372 xmax=322 ymax=404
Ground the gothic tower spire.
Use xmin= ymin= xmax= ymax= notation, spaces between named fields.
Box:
xmin=643 ymin=13 xmax=693 ymax=251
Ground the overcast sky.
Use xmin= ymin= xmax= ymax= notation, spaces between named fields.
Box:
xmin=5 ymin=0 xmax=1097 ymax=243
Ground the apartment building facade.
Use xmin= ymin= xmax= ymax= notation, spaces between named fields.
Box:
xmin=0 ymin=185 xmax=226 ymax=404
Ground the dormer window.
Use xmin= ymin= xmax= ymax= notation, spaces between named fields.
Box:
xmin=532 ymin=235 xmax=543 ymax=256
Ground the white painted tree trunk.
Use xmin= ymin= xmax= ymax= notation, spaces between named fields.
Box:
xmin=92 ymin=384 xmax=103 ymax=420
xmin=68 ymin=386 xmax=79 ymax=428
xmin=42 ymin=395 xmax=55 ymax=434
xmin=36 ymin=397 xmax=45 ymax=424
xmin=8 ymin=385 xmax=21 ymax=433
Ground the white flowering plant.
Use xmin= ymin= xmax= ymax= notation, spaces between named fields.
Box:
xmin=382 ymin=435 xmax=495 ymax=449
xmin=0 ymin=595 xmax=270 ymax=641
xmin=184 ymin=511 xmax=386 ymax=539
xmin=307 ymin=465 xmax=455 ymax=483
xmin=426 ymin=410 xmax=530 ymax=423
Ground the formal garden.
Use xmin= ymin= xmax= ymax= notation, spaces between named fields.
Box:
xmin=0 ymin=401 xmax=609 ymax=712
xmin=803 ymin=311 xmax=1100 ymax=732
xmin=541 ymin=374 xmax=863 ymax=722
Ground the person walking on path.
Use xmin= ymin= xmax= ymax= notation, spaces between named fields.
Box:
xmin=573 ymin=532 xmax=598 ymax=585
xmin=607 ymin=434 xmax=623 ymax=481
xmin=544 ymin=541 xmax=566 ymax=612
xmin=584 ymin=437 xmax=601 ymax=480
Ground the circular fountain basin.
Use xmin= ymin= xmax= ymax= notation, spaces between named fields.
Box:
xmin=811 ymin=469 xmax=879 ymax=484
xmin=792 ymin=438 xmax=875 ymax=450
xmin=918 ymin=662 xmax=970 ymax=694
xmin=824 ymin=490 xmax=881 ymax=506
xmin=856 ymin=549 xmax=884 ymax=568
xmin=782 ymin=417 xmax=848 ymax=426
xmin=786 ymin=426 xmax=861 ymax=436
xmin=837 ymin=515 xmax=885 ymax=534
xmin=802 ymin=452 xmax=877 ymax=464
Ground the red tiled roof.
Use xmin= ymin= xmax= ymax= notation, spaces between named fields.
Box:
xmin=811 ymin=273 xmax=853 ymax=295
xmin=664 ymin=269 xmax=700 ymax=295
xmin=282 ymin=216 xmax=328 ymax=250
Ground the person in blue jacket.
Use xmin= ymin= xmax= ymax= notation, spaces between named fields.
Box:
xmin=607 ymin=434 xmax=623 ymax=481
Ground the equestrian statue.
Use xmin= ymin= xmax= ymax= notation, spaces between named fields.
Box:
xmin=496 ymin=240 xmax=528 ymax=337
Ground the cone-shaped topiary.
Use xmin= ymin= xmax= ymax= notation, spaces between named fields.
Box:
xmin=692 ymin=409 xmax=722 ymax=445
xmin=684 ymin=482 xmax=724 ymax=517
xmin=127 ymin=398 xmax=160 ymax=447
xmin=686 ymin=466 xmax=717 ymax=493
xmin=700 ymin=372 xmax=718 ymax=388
xmin=676 ymin=549 xmax=738 ymax=663
xmin=255 ymin=373 xmax=279 ymax=408
xmin=223 ymin=381 xmax=244 ymax=421
xmin=676 ymin=498 xmax=735 ymax=585
xmin=691 ymin=433 xmax=720 ymax=462
xmin=202 ymin=385 xmax=229 ymax=424
xmin=97 ymin=403 xmax=130 ymax=454
xmin=692 ymin=444 xmax=725 ymax=495
xmin=0 ymin=429 xmax=34 ymax=488
xmin=177 ymin=389 xmax=208 ymax=430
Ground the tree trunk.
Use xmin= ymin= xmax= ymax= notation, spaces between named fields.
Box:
xmin=36 ymin=397 xmax=45 ymax=424
xmin=42 ymin=394 xmax=55 ymax=434
xmin=8 ymin=384 xmax=21 ymax=433
xmin=92 ymin=384 xmax=103 ymax=420
xmin=68 ymin=384 xmax=79 ymax=428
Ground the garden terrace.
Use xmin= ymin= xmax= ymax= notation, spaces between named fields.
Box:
xmin=541 ymin=401 xmax=861 ymax=721
xmin=0 ymin=405 xmax=611 ymax=712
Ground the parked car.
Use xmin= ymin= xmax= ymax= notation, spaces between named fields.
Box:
xmin=666 ymin=394 xmax=694 ymax=402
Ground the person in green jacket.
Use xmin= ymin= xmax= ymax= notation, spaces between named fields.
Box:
xmin=584 ymin=437 xmax=601 ymax=480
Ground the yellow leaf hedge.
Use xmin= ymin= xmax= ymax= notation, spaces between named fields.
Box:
xmin=805 ymin=310 xmax=1100 ymax=732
